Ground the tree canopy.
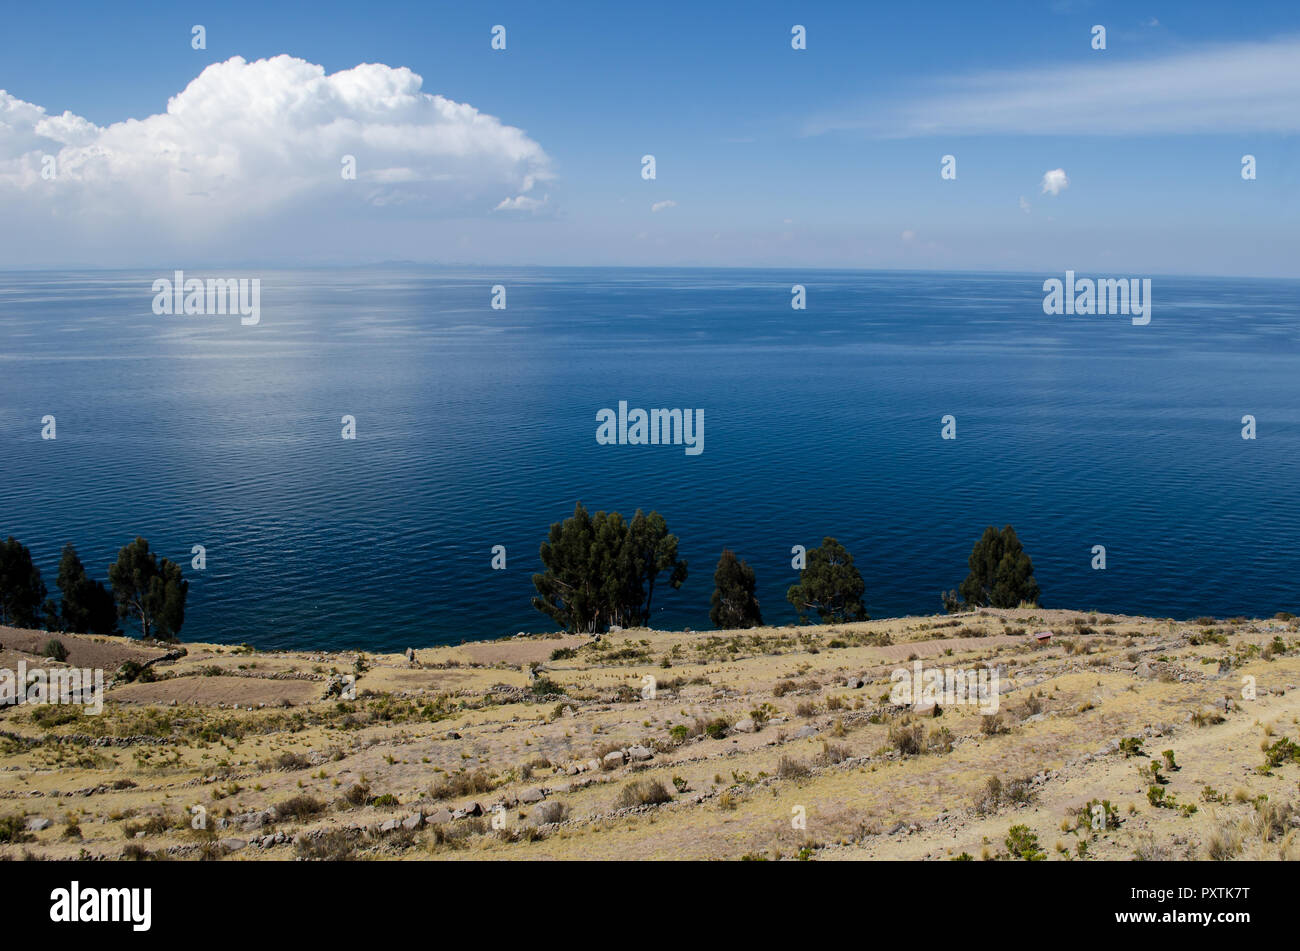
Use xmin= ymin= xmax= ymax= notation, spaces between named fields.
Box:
xmin=108 ymin=537 xmax=189 ymax=640
xmin=786 ymin=537 xmax=868 ymax=623
xmin=0 ymin=536 xmax=47 ymax=629
xmin=532 ymin=503 xmax=687 ymax=633
xmin=710 ymin=549 xmax=763 ymax=629
xmin=56 ymin=543 xmax=119 ymax=636
xmin=955 ymin=525 xmax=1040 ymax=609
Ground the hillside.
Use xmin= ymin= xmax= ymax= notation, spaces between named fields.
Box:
xmin=2 ymin=608 xmax=1298 ymax=861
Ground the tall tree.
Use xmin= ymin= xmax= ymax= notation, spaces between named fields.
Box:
xmin=108 ymin=537 xmax=188 ymax=640
xmin=957 ymin=525 xmax=1041 ymax=609
xmin=0 ymin=537 xmax=47 ymax=629
xmin=710 ymin=549 xmax=762 ymax=629
xmin=56 ymin=543 xmax=119 ymax=636
xmin=621 ymin=510 xmax=688 ymax=626
xmin=786 ymin=537 xmax=868 ymax=623
xmin=532 ymin=503 xmax=602 ymax=633
xmin=532 ymin=503 xmax=687 ymax=633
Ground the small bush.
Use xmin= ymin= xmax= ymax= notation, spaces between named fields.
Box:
xmin=615 ymin=779 xmax=672 ymax=809
xmin=814 ymin=742 xmax=849 ymax=766
xmin=888 ymin=723 xmax=924 ymax=756
xmin=777 ymin=756 xmax=810 ymax=780
xmin=295 ymin=830 xmax=357 ymax=861
xmin=530 ymin=677 xmax=563 ymax=697
xmin=274 ymin=795 xmax=326 ymax=821
xmin=1262 ymin=737 xmax=1300 ymax=771
xmin=274 ymin=751 xmax=311 ymax=771
xmin=1004 ymin=825 xmax=1045 ymax=861
xmin=704 ymin=718 xmax=730 ymax=740
xmin=533 ymin=801 xmax=569 ymax=825
xmin=41 ymin=639 xmax=68 ymax=662
xmin=428 ymin=768 xmax=495 ymax=800
xmin=0 ymin=816 xmax=32 ymax=844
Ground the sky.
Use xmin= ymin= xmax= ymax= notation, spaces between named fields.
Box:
xmin=0 ymin=0 xmax=1298 ymax=275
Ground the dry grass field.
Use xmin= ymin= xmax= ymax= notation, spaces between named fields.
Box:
xmin=2 ymin=608 xmax=1298 ymax=861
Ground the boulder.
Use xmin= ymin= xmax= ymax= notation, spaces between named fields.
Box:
xmin=24 ymin=817 xmax=51 ymax=832
xmin=219 ymin=837 xmax=247 ymax=852
xmin=379 ymin=818 xmax=400 ymax=832
xmin=626 ymin=745 xmax=654 ymax=762
xmin=602 ymin=750 xmax=625 ymax=768
xmin=426 ymin=808 xmax=453 ymax=825
xmin=519 ymin=787 xmax=546 ymax=804
xmin=732 ymin=718 xmax=758 ymax=734
xmin=401 ymin=812 xmax=423 ymax=831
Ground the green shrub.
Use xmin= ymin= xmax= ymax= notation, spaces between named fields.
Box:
xmin=1004 ymin=825 xmax=1045 ymax=860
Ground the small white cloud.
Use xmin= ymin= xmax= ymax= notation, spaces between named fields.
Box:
xmin=1018 ymin=195 xmax=1031 ymax=214
xmin=494 ymin=194 xmax=549 ymax=213
xmin=901 ymin=229 xmax=916 ymax=242
xmin=1040 ymin=168 xmax=1069 ymax=196
xmin=650 ymin=199 xmax=677 ymax=213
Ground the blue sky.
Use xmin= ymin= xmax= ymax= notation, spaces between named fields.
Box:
xmin=1 ymin=0 xmax=1297 ymax=274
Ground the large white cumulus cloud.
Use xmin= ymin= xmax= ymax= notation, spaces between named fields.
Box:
xmin=0 ymin=55 xmax=552 ymax=250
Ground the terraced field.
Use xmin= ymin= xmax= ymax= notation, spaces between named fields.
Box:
xmin=2 ymin=608 xmax=1298 ymax=861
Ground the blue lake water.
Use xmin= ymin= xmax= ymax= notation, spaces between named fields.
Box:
xmin=0 ymin=267 xmax=1297 ymax=650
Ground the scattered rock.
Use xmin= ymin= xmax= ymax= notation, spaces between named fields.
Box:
xmin=519 ymin=787 xmax=546 ymax=804
xmin=24 ymin=817 xmax=51 ymax=832
xmin=603 ymin=750 xmax=625 ymax=768
xmin=626 ymin=745 xmax=654 ymax=762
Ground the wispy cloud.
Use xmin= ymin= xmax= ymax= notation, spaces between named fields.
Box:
xmin=807 ymin=35 xmax=1300 ymax=137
